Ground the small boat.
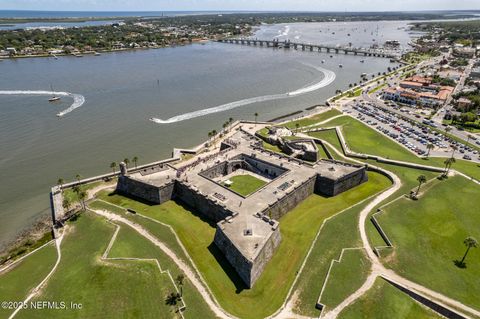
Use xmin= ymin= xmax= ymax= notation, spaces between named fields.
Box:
xmin=94 ymin=51 xmax=101 ymax=56
xmin=321 ymin=59 xmax=325 ymax=63
xmin=339 ymin=64 xmax=343 ymax=68
xmin=360 ymin=60 xmax=365 ymax=63
xmin=330 ymin=55 xmax=333 ymax=58
xmin=48 ymin=85 xmax=61 ymax=102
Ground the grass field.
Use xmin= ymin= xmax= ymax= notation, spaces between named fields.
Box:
xmin=377 ymin=175 xmax=480 ymax=311
xmin=225 ymin=174 xmax=267 ymax=196
xmin=17 ymin=213 xmax=179 ymax=319
xmin=368 ymin=83 xmax=387 ymax=94
xmin=318 ymin=249 xmax=371 ymax=312
xmin=97 ymin=171 xmax=391 ymax=319
xmin=89 ymin=199 xmax=191 ymax=265
xmin=0 ymin=242 xmax=57 ymax=319
xmin=337 ymin=278 xmax=442 ymax=318
xmin=292 ymin=199 xmax=374 ymax=316
xmin=283 ymin=109 xmax=341 ymax=129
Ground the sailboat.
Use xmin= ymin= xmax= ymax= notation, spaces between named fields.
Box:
xmin=49 ymin=85 xmax=61 ymax=102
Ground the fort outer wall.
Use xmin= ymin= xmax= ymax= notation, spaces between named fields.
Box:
xmin=116 ymin=176 xmax=175 ymax=205
xmin=263 ymin=175 xmax=316 ymax=220
xmin=315 ymin=163 xmax=369 ymax=197
xmin=116 ymin=175 xmax=234 ymax=223
xmin=174 ymin=181 xmax=234 ymax=222
xmin=213 ymin=219 xmax=282 ymax=288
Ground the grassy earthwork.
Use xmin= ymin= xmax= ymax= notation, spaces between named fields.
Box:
xmin=337 ymin=278 xmax=442 ymax=319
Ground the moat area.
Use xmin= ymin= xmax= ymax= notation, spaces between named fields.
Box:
xmin=0 ymin=21 xmax=409 ymax=249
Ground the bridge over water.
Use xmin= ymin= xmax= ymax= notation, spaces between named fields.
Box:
xmin=216 ymin=38 xmax=401 ymax=59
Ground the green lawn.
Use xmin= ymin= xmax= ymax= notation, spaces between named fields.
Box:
xmin=377 ymin=175 xmax=480 ymax=311
xmin=89 ymin=199 xmax=191 ymax=265
xmin=17 ymin=213 xmax=178 ymax=319
xmin=283 ymin=109 xmax=341 ymax=129
xmin=262 ymin=141 xmax=283 ymax=153
xmin=97 ymin=171 xmax=391 ymax=319
xmin=318 ymin=249 xmax=371 ymax=312
xmin=292 ymin=199 xmax=374 ymax=317
xmin=363 ymin=161 xmax=440 ymax=249
xmin=368 ymin=83 xmax=387 ymax=94
xmin=308 ymin=129 xmax=344 ymax=152
xmin=225 ymin=174 xmax=267 ymax=196
xmin=0 ymin=242 xmax=57 ymax=319
xmin=338 ymin=278 xmax=442 ymax=319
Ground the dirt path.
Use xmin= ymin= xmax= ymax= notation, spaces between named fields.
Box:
xmin=8 ymin=232 xmax=64 ymax=319
xmin=90 ymin=209 xmax=235 ymax=319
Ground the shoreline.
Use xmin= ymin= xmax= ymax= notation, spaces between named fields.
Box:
xmin=0 ymin=38 xmax=213 ymax=61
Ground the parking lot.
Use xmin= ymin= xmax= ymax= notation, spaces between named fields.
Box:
xmin=343 ymin=101 xmax=480 ymax=162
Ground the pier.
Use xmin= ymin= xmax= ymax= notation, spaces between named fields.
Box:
xmin=216 ymin=38 xmax=400 ymax=59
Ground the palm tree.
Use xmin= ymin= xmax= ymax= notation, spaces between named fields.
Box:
xmin=75 ymin=174 xmax=81 ymax=182
xmin=254 ymin=112 xmax=259 ymax=124
xmin=110 ymin=162 xmax=117 ymax=174
xmin=460 ymin=237 xmax=478 ymax=264
xmin=450 ymin=145 xmax=457 ymax=159
xmin=222 ymin=122 xmax=227 ymax=132
xmin=415 ymin=175 xmax=427 ymax=196
xmin=295 ymin=123 xmax=300 ymax=135
xmin=72 ymin=184 xmax=80 ymax=196
xmin=466 ymin=134 xmax=473 ymax=147
xmin=62 ymin=197 xmax=72 ymax=212
xmin=79 ymin=190 xmax=87 ymax=210
xmin=212 ymin=129 xmax=217 ymax=142
xmin=165 ymin=292 xmax=181 ymax=312
xmin=426 ymin=143 xmax=434 ymax=158
xmin=445 ymin=126 xmax=452 ymax=136
xmin=132 ymin=156 xmax=139 ymax=168
xmin=123 ymin=158 xmax=130 ymax=168
xmin=57 ymin=178 xmax=64 ymax=188
xmin=229 ymin=117 xmax=233 ymax=124
xmin=443 ymin=157 xmax=456 ymax=176
xmin=176 ymin=274 xmax=185 ymax=297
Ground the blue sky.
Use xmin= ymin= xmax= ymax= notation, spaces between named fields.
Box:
xmin=1 ymin=0 xmax=480 ymax=12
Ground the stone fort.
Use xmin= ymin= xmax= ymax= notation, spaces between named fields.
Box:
xmin=116 ymin=127 xmax=367 ymax=288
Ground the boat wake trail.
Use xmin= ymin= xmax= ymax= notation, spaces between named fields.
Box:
xmin=0 ymin=90 xmax=85 ymax=117
xmin=151 ymin=64 xmax=336 ymax=124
